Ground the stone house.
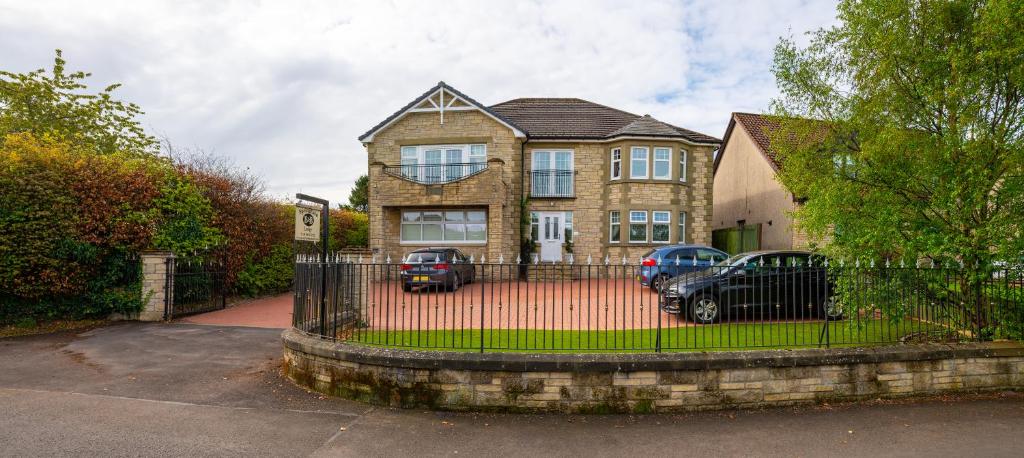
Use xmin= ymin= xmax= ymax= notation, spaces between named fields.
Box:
xmin=712 ymin=112 xmax=817 ymax=252
xmin=360 ymin=82 xmax=720 ymax=263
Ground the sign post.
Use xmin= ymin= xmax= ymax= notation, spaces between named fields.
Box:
xmin=296 ymin=193 xmax=330 ymax=337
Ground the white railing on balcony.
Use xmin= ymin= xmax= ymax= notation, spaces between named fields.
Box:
xmin=531 ymin=170 xmax=574 ymax=197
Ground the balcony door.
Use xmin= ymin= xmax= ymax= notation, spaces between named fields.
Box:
xmin=538 ymin=212 xmax=563 ymax=262
xmin=531 ymin=150 xmax=573 ymax=197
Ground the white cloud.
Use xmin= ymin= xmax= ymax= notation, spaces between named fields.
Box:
xmin=0 ymin=0 xmax=838 ymax=203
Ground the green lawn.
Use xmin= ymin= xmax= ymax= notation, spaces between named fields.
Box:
xmin=347 ymin=318 xmax=944 ymax=352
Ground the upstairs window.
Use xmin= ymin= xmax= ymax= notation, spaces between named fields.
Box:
xmin=679 ymin=149 xmax=688 ymax=182
xmin=653 ymin=147 xmax=671 ymax=179
xmin=630 ymin=147 xmax=649 ymax=179
xmin=531 ymin=150 xmax=574 ymax=197
xmin=610 ymin=148 xmax=621 ymax=180
xmin=395 ymin=144 xmax=486 ymax=184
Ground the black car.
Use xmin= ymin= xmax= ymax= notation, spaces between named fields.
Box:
xmin=400 ymin=248 xmax=476 ymax=292
xmin=661 ymin=250 xmax=842 ymax=324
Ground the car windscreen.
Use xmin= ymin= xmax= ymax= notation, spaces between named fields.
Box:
xmin=405 ymin=251 xmax=446 ymax=262
xmin=714 ymin=254 xmax=748 ymax=267
xmin=641 ymin=248 xmax=658 ymax=258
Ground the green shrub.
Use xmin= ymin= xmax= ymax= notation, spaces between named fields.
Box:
xmin=235 ymin=243 xmax=294 ymax=297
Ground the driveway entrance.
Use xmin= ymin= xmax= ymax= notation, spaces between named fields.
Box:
xmin=179 ymin=292 xmax=292 ymax=328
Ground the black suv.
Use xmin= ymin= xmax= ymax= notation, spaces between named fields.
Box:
xmin=661 ymin=250 xmax=841 ymax=324
xmin=399 ymin=248 xmax=476 ymax=292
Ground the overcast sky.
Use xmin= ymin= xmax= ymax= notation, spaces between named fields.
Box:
xmin=1 ymin=0 xmax=838 ymax=204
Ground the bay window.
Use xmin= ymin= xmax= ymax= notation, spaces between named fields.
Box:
xmin=652 ymin=211 xmax=670 ymax=243
xmin=609 ymin=211 xmax=621 ymax=243
xmin=678 ymin=211 xmax=687 ymax=243
xmin=610 ymin=148 xmax=621 ymax=180
xmin=679 ymin=149 xmax=688 ymax=182
xmin=653 ymin=147 xmax=671 ymax=179
xmin=629 ymin=211 xmax=647 ymax=243
xmin=630 ymin=147 xmax=649 ymax=179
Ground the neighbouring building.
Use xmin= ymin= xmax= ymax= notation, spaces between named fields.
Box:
xmin=359 ymin=82 xmax=721 ymax=263
xmin=712 ymin=112 xmax=816 ymax=253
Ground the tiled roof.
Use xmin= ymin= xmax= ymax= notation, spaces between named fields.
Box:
xmin=714 ymin=112 xmax=830 ymax=174
xmin=489 ymin=98 xmax=720 ymax=143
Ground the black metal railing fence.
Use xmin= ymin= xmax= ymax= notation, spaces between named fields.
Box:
xmin=292 ymin=256 xmax=1024 ymax=353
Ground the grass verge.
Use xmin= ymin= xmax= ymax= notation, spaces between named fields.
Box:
xmin=346 ymin=318 xmax=943 ymax=352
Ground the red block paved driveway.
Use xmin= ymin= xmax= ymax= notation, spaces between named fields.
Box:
xmin=180 ymin=293 xmax=292 ymax=328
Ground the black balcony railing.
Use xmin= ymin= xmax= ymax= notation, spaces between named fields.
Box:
xmin=531 ymin=169 xmax=575 ymax=197
xmin=383 ymin=162 xmax=488 ymax=185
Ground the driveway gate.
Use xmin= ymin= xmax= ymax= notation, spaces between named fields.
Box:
xmin=164 ymin=259 xmax=227 ymax=319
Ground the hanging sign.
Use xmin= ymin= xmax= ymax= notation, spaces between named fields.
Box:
xmin=295 ymin=203 xmax=321 ymax=242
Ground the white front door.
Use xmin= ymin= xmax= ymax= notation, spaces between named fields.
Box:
xmin=539 ymin=212 xmax=563 ymax=262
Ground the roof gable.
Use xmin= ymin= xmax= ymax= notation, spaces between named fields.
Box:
xmin=714 ymin=112 xmax=830 ymax=175
xmin=358 ymin=82 xmax=526 ymax=142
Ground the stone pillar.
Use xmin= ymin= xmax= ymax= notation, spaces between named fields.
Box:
xmin=140 ymin=251 xmax=175 ymax=321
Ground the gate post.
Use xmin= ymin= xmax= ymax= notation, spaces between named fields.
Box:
xmin=140 ymin=251 xmax=175 ymax=321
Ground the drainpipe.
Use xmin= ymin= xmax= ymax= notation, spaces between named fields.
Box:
xmin=519 ymin=137 xmax=528 ymax=258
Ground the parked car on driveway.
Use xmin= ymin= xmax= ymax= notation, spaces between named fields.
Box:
xmin=661 ymin=250 xmax=841 ymax=324
xmin=400 ymin=248 xmax=476 ymax=292
xmin=637 ymin=245 xmax=729 ymax=291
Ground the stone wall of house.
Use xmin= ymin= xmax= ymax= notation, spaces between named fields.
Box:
xmin=524 ymin=140 xmax=716 ymax=262
xmin=365 ymin=110 xmax=522 ymax=262
xmin=364 ymin=108 xmax=719 ymax=264
xmin=283 ymin=330 xmax=1024 ymax=413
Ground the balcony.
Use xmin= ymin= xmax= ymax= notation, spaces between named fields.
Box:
xmin=382 ymin=162 xmax=488 ymax=185
xmin=530 ymin=169 xmax=575 ymax=198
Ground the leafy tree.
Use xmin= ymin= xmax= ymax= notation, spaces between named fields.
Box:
xmin=771 ymin=0 xmax=1024 ymax=337
xmin=342 ymin=175 xmax=368 ymax=213
xmin=0 ymin=49 xmax=156 ymax=156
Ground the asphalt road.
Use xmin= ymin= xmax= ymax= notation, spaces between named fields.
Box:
xmin=1 ymin=322 xmax=1022 ymax=457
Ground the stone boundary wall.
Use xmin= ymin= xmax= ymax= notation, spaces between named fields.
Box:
xmin=282 ymin=329 xmax=1024 ymax=413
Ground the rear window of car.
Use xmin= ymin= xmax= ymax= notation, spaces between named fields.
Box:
xmin=405 ymin=251 xmax=446 ymax=262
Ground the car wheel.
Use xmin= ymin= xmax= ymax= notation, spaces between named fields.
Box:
xmin=820 ymin=296 xmax=844 ymax=319
xmin=690 ymin=294 xmax=720 ymax=324
xmin=402 ymin=283 xmax=412 ymax=293
xmin=651 ymin=274 xmax=669 ymax=292
xmin=450 ymin=273 xmax=462 ymax=292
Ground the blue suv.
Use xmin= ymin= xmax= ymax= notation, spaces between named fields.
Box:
xmin=637 ymin=245 xmax=729 ymax=291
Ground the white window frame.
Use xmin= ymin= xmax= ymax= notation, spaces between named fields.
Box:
xmin=399 ymin=144 xmax=487 ymax=182
xmin=628 ymin=210 xmax=648 ymax=243
xmin=400 ymin=209 xmax=487 ymax=245
xmin=653 ymin=147 xmax=671 ymax=180
xmin=610 ymin=148 xmax=621 ymax=180
xmin=531 ymin=149 xmax=575 ymax=197
xmin=630 ymin=147 xmax=649 ymax=179
xmin=530 ymin=211 xmax=539 ymax=242
xmin=678 ymin=211 xmax=687 ymax=243
xmin=609 ymin=211 xmax=621 ymax=243
xmin=564 ymin=211 xmax=573 ymax=243
xmin=652 ymin=211 xmax=671 ymax=243
xmin=679 ymin=148 xmax=688 ymax=182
